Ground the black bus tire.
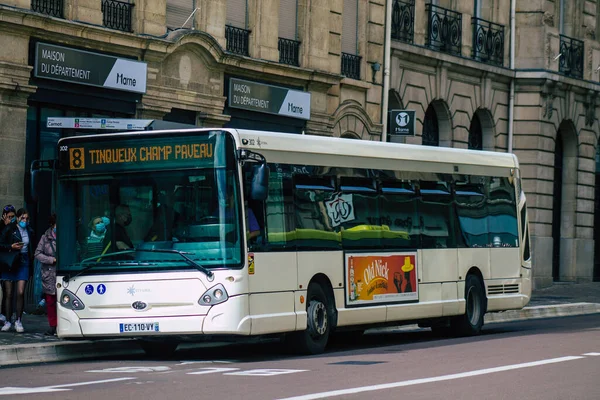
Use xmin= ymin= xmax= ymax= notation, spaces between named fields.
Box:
xmin=451 ymin=274 xmax=486 ymax=336
xmin=288 ymin=283 xmax=331 ymax=355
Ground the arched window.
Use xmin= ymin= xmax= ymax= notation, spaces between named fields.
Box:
xmin=422 ymin=104 xmax=439 ymax=147
xmin=468 ymin=112 xmax=483 ymax=150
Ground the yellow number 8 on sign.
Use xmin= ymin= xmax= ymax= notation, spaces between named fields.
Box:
xmin=69 ymin=148 xmax=85 ymax=170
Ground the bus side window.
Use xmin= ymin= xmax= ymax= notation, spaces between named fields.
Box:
xmin=487 ymin=177 xmax=519 ymax=247
xmin=338 ymin=176 xmax=380 ymax=249
xmin=293 ymin=175 xmax=340 ymax=250
xmin=454 ymin=177 xmax=488 ymax=248
xmin=257 ymin=163 xmax=295 ymax=251
xmin=419 ymin=180 xmax=455 ymax=249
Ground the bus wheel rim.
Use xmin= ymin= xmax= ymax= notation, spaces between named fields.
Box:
xmin=310 ymin=302 xmax=327 ymax=336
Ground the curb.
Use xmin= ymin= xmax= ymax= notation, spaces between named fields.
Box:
xmin=369 ymin=302 xmax=600 ymax=334
xmin=484 ymin=302 xmax=600 ymax=323
xmin=0 ymin=339 xmax=140 ymax=367
xmin=1 ymin=303 xmax=600 ymax=367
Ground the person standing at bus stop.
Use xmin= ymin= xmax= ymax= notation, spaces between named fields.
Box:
xmin=1 ymin=208 xmax=33 ymax=333
xmin=34 ymin=214 xmax=58 ymax=336
xmin=0 ymin=205 xmax=20 ymax=327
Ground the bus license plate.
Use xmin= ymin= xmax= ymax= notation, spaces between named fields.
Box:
xmin=119 ymin=322 xmax=159 ymax=333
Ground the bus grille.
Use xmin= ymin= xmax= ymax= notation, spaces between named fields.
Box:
xmin=487 ymin=284 xmax=520 ymax=295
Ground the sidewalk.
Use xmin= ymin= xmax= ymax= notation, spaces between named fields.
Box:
xmin=1 ymin=282 xmax=599 ymax=366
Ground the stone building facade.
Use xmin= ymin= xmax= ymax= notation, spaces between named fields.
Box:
xmin=0 ymin=0 xmax=384 ymax=235
xmin=387 ymin=0 xmax=600 ymax=288
xmin=2 ymin=0 xmax=600 ymax=289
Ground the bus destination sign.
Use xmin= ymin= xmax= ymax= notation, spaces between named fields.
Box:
xmin=59 ymin=136 xmax=221 ymax=174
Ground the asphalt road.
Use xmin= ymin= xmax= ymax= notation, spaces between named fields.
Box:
xmin=1 ymin=314 xmax=599 ymax=399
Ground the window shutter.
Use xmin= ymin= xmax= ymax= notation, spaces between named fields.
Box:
xmin=166 ymin=0 xmax=195 ymax=30
xmin=227 ymin=0 xmax=247 ymax=28
xmin=341 ymin=0 xmax=358 ymax=54
xmin=279 ymin=0 xmax=298 ymax=40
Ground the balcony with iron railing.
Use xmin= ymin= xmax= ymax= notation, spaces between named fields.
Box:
xmin=102 ymin=0 xmax=133 ymax=32
xmin=425 ymin=3 xmax=462 ymax=57
xmin=341 ymin=53 xmax=361 ymax=80
xmin=278 ymin=38 xmax=300 ymax=66
xmin=31 ymin=0 xmax=63 ymax=18
xmin=559 ymin=35 xmax=584 ymax=79
xmin=391 ymin=0 xmax=414 ymax=44
xmin=472 ymin=17 xmax=504 ymax=67
xmin=225 ymin=25 xmax=251 ymax=56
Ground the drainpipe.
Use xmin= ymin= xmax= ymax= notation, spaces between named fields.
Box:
xmin=508 ymin=0 xmax=516 ymax=153
xmin=381 ymin=0 xmax=392 ymax=142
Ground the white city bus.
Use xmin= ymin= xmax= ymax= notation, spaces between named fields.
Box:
xmin=53 ymin=128 xmax=532 ymax=355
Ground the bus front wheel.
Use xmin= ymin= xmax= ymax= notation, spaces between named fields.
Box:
xmin=289 ymin=283 xmax=331 ymax=355
xmin=452 ymin=274 xmax=486 ymax=336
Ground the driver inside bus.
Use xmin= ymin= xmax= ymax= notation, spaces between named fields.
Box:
xmin=102 ymin=204 xmax=134 ymax=251
xmin=145 ymin=190 xmax=181 ymax=242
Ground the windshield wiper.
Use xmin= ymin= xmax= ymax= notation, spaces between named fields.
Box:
xmin=64 ymin=250 xmax=137 ymax=282
xmin=134 ymin=248 xmax=214 ymax=280
xmin=62 ymin=248 xmax=213 ymax=282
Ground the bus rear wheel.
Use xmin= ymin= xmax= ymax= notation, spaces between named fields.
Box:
xmin=288 ymin=283 xmax=331 ymax=355
xmin=451 ymin=274 xmax=486 ymax=336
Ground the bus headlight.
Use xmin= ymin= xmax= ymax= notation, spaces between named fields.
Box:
xmin=60 ymin=289 xmax=85 ymax=310
xmin=198 ymin=284 xmax=229 ymax=306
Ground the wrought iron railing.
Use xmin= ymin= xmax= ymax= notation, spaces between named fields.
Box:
xmin=391 ymin=0 xmax=414 ymax=44
xmin=559 ymin=35 xmax=584 ymax=79
xmin=31 ymin=0 xmax=63 ymax=18
xmin=341 ymin=52 xmax=361 ymax=80
xmin=278 ymin=38 xmax=301 ymax=66
xmin=425 ymin=3 xmax=462 ymax=56
xmin=226 ymin=25 xmax=251 ymax=56
xmin=101 ymin=0 xmax=133 ymax=32
xmin=472 ymin=17 xmax=504 ymax=66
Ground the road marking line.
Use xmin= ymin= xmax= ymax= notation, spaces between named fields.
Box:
xmin=277 ymin=356 xmax=585 ymax=400
xmin=225 ymin=369 xmax=308 ymax=377
xmin=0 ymin=377 xmax=135 ymax=396
xmin=583 ymin=353 xmax=600 ymax=356
xmin=187 ymin=367 xmax=240 ymax=375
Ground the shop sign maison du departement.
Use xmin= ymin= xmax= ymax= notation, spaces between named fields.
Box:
xmin=228 ymin=78 xmax=311 ymax=120
xmin=34 ymin=43 xmax=147 ymax=94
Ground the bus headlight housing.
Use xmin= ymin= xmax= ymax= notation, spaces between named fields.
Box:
xmin=198 ymin=284 xmax=229 ymax=306
xmin=60 ymin=289 xmax=85 ymax=310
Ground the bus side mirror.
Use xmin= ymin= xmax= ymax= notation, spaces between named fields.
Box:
xmin=250 ymin=164 xmax=270 ymax=201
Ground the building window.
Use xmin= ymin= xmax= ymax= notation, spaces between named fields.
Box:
xmin=425 ymin=3 xmax=462 ymax=56
xmin=101 ymin=0 xmax=134 ymax=32
xmin=31 ymin=0 xmax=63 ymax=18
xmin=226 ymin=0 xmax=250 ymax=56
xmin=468 ymin=113 xmax=483 ymax=150
xmin=422 ymin=104 xmax=439 ymax=147
xmin=391 ymin=0 xmax=414 ymax=44
xmin=558 ymin=35 xmax=584 ymax=79
xmin=278 ymin=0 xmax=301 ymax=66
xmin=472 ymin=17 xmax=504 ymax=66
xmin=166 ymin=0 xmax=195 ymax=30
xmin=341 ymin=0 xmax=360 ymax=79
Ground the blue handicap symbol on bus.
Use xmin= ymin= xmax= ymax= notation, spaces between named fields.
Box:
xmin=85 ymin=285 xmax=93 ymax=295
xmin=97 ymin=284 xmax=106 ymax=295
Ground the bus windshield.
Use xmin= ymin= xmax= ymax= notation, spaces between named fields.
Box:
xmin=56 ymin=132 xmax=243 ymax=275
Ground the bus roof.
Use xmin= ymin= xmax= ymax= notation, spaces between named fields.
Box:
xmin=234 ymin=129 xmax=519 ymax=170
xmin=57 ymin=128 xmax=519 ymax=171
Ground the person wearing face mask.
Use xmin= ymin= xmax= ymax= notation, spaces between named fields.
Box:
xmin=34 ymin=214 xmax=58 ymax=336
xmin=85 ymin=216 xmax=107 ymax=258
xmin=102 ymin=204 xmax=133 ymax=253
xmin=0 ymin=205 xmax=23 ymax=328
xmin=1 ymin=208 xmax=33 ymax=333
